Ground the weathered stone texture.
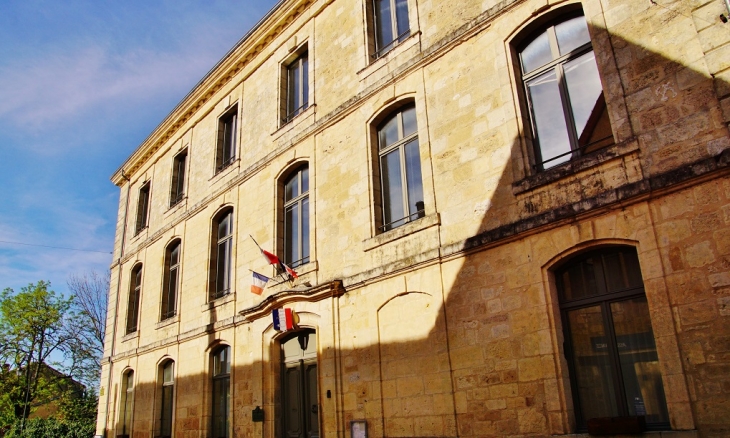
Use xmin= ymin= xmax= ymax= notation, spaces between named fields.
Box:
xmin=99 ymin=0 xmax=730 ymax=437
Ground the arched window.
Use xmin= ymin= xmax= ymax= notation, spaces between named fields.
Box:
xmin=210 ymin=209 xmax=233 ymax=300
xmin=518 ymin=12 xmax=613 ymax=169
xmin=376 ymin=103 xmax=424 ymax=231
xmin=211 ymin=346 xmax=231 ymax=438
xmin=126 ymin=264 xmax=142 ymax=334
xmin=159 ymin=361 xmax=175 ymax=438
xmin=161 ymin=240 xmax=180 ymax=320
xmin=118 ymin=370 xmax=134 ymax=438
xmin=556 ymin=247 xmax=669 ymax=431
xmin=284 ymin=165 xmax=310 ymax=268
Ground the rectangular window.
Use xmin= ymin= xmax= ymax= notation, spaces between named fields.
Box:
xmin=372 ymin=0 xmax=410 ymax=58
xmin=216 ymin=106 xmax=237 ymax=173
xmin=126 ymin=266 xmax=142 ymax=334
xmin=170 ymin=150 xmax=187 ymax=207
xmin=161 ymin=241 xmax=180 ymax=320
xmin=283 ymin=51 xmax=309 ymax=124
xmin=135 ymin=182 xmax=150 ymax=234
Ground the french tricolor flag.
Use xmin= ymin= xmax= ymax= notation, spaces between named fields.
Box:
xmin=272 ymin=308 xmax=294 ymax=331
xmin=250 ymin=271 xmax=269 ymax=295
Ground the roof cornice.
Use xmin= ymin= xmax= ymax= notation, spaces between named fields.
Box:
xmin=111 ymin=0 xmax=315 ymax=186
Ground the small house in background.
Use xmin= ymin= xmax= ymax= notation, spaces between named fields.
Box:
xmin=98 ymin=0 xmax=730 ymax=437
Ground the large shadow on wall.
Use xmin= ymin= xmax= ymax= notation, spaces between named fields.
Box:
xmin=106 ymin=33 xmax=730 ymax=438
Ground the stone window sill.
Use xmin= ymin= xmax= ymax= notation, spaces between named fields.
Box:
xmin=202 ymin=291 xmax=236 ymax=312
xmin=121 ymin=331 xmax=139 ymax=342
xmin=512 ymin=138 xmax=639 ymax=195
xmin=209 ymin=159 xmax=240 ymax=182
xmin=155 ymin=314 xmax=179 ymax=329
xmin=363 ymin=213 xmax=440 ymax=252
xmin=357 ymin=31 xmax=421 ymax=81
xmin=272 ymin=104 xmax=316 ymax=140
xmin=165 ymin=197 xmax=187 ymax=216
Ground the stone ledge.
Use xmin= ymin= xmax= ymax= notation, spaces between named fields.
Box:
xmin=448 ymin=148 xmax=730 ymax=257
xmin=201 ymin=291 xmax=236 ymax=312
xmin=362 ymin=213 xmax=440 ymax=251
xmin=512 ymin=137 xmax=640 ymax=195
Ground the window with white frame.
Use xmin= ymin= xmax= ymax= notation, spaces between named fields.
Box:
xmin=372 ymin=0 xmax=410 ymax=58
xmin=376 ymin=104 xmax=424 ymax=232
xmin=283 ymin=50 xmax=309 ymax=124
xmin=210 ymin=209 xmax=233 ymax=300
xmin=518 ymin=12 xmax=614 ymax=170
xmin=283 ymin=164 xmax=310 ymax=268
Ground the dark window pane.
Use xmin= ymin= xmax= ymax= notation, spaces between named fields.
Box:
xmin=610 ymin=297 xmax=669 ymax=424
xmin=166 ymin=266 xmax=178 ymax=316
xmin=160 ymin=384 xmax=173 ymax=437
xmin=379 ymin=113 xmax=399 ymax=149
xmin=395 ymin=0 xmax=409 ymax=37
xmin=526 ymin=69 xmax=571 ymax=167
xmin=404 ymin=139 xmax=424 ymax=215
xmin=402 ymin=106 xmax=417 ymax=137
xmin=213 ymin=347 xmax=230 ymax=375
xmin=285 ymin=173 xmax=299 ymax=201
xmin=288 ymin=62 xmax=300 ymax=114
xmin=563 ymin=51 xmax=604 ymax=147
xmin=521 ymin=30 xmax=552 ymax=74
xmin=217 ymin=214 xmax=229 ymax=240
xmin=170 ymin=244 xmax=179 ymax=266
xmin=212 ymin=376 xmax=230 ymax=438
xmin=285 ymin=204 xmax=299 ymax=265
xmin=302 ymin=55 xmax=309 ymax=108
xmin=556 ymin=16 xmax=591 ymax=56
xmin=284 ymin=367 xmax=302 ymax=434
xmin=374 ymin=0 xmax=394 ymax=50
xmin=381 ymin=150 xmax=404 ymax=228
xmin=301 ymin=197 xmax=310 ymax=264
xmin=567 ymin=305 xmax=620 ymax=421
xmin=163 ymin=362 xmax=174 ymax=383
xmin=301 ymin=167 xmax=309 ymax=193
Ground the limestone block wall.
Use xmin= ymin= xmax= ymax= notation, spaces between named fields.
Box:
xmin=98 ymin=0 xmax=730 ymax=436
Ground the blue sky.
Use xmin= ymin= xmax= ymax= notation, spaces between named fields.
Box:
xmin=0 ymin=0 xmax=279 ymax=295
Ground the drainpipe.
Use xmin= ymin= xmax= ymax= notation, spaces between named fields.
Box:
xmin=101 ymin=170 xmax=131 ymax=437
xmin=722 ymin=0 xmax=730 ymax=22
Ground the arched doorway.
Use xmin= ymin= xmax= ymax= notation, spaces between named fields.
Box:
xmin=555 ymin=246 xmax=669 ymax=431
xmin=280 ymin=329 xmax=319 ymax=438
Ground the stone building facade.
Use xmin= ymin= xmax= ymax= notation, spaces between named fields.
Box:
xmin=98 ymin=0 xmax=730 ymax=437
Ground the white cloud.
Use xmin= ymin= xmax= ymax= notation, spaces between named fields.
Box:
xmin=0 ymin=43 xmax=217 ymax=131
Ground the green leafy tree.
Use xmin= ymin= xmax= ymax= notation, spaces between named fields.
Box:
xmin=0 ymin=281 xmax=89 ymax=430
